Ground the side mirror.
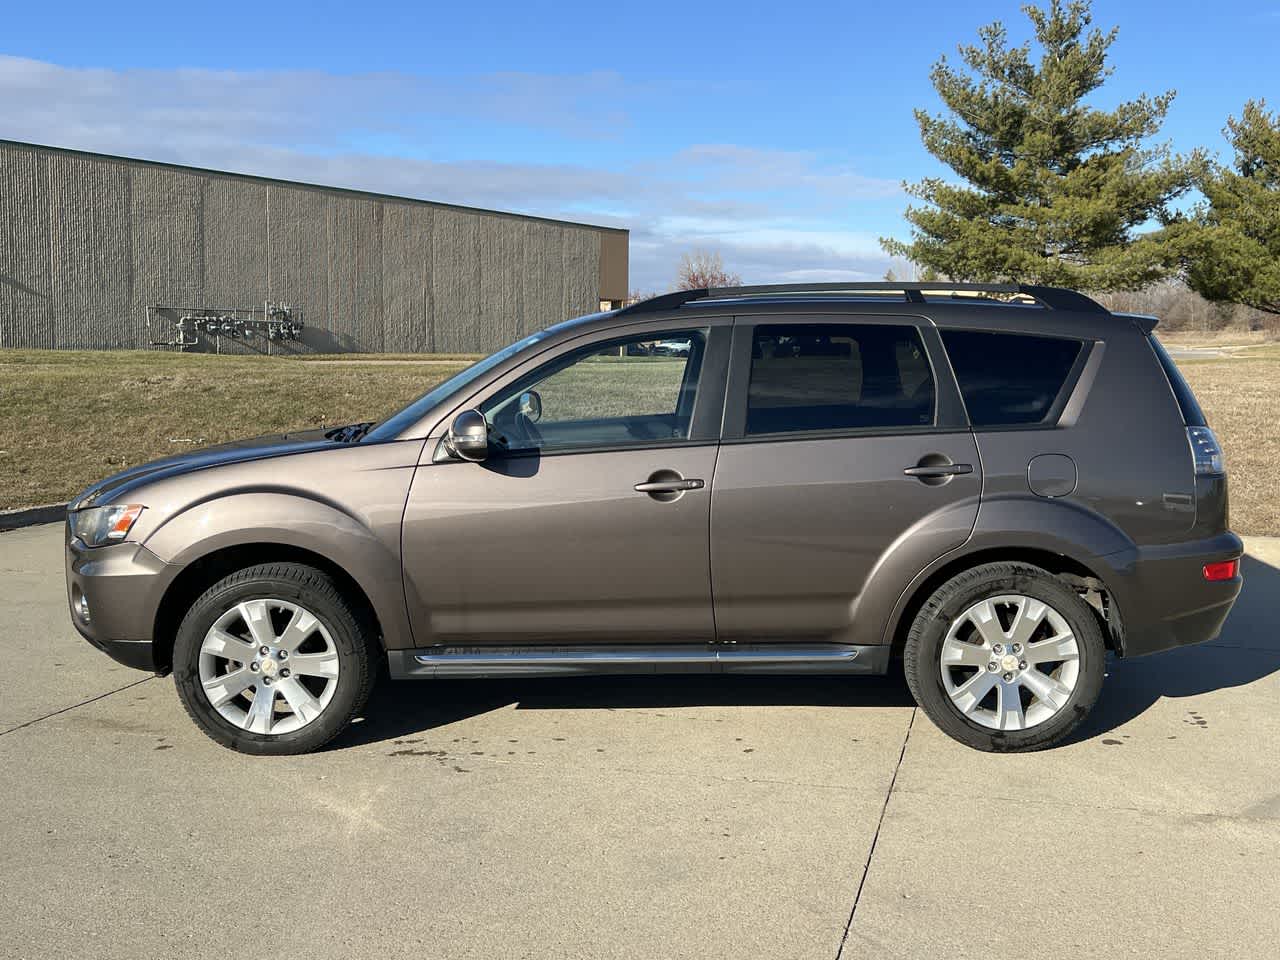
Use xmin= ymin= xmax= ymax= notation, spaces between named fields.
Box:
xmin=518 ymin=389 xmax=543 ymax=423
xmin=445 ymin=409 xmax=489 ymax=462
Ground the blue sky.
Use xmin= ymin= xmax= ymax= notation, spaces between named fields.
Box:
xmin=2 ymin=0 xmax=1276 ymax=291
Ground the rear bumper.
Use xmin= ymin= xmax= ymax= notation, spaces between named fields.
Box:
xmin=1104 ymin=531 xmax=1243 ymax=658
xmin=65 ymin=528 xmax=174 ymax=674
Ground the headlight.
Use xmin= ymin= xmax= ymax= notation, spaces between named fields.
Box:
xmin=70 ymin=504 xmax=145 ymax=547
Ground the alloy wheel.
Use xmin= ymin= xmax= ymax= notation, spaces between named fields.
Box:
xmin=197 ymin=598 xmax=340 ymax=736
xmin=938 ymin=594 xmax=1081 ymax=731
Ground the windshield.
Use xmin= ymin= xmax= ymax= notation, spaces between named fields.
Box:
xmin=363 ymin=328 xmax=557 ymax=442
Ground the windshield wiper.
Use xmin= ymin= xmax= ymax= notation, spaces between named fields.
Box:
xmin=328 ymin=421 xmax=374 ymax=443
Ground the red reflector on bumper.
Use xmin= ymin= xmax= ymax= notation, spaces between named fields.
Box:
xmin=1203 ymin=559 xmax=1239 ymax=581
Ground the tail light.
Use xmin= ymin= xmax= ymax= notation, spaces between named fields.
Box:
xmin=1203 ymin=559 xmax=1238 ymax=581
xmin=1187 ymin=426 xmax=1225 ymax=476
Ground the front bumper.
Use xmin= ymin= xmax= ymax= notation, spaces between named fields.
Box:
xmin=65 ymin=526 xmax=174 ymax=673
xmin=1104 ymin=531 xmax=1244 ymax=658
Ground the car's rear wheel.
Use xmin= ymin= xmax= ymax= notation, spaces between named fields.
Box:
xmin=903 ymin=562 xmax=1106 ymax=752
xmin=173 ymin=563 xmax=376 ymax=755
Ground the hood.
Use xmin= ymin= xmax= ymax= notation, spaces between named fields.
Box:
xmin=71 ymin=427 xmax=340 ymax=511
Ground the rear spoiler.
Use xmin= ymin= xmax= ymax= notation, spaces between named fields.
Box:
xmin=1111 ymin=311 xmax=1159 ymax=335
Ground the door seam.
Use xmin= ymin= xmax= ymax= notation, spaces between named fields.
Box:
xmin=707 ymin=440 xmax=723 ymax=643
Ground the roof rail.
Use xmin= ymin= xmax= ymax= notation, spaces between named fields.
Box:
xmin=617 ymin=282 xmax=1108 ymax=316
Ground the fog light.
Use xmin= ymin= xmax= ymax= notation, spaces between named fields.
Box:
xmin=75 ymin=592 xmax=91 ymax=624
xmin=1203 ymin=559 xmax=1238 ymax=582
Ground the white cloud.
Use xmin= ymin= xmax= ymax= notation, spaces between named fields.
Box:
xmin=0 ymin=55 xmax=902 ymax=291
xmin=670 ymin=144 xmax=900 ymax=201
xmin=0 ymin=55 xmax=633 ymax=145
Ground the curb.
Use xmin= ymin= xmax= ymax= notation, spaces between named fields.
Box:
xmin=0 ymin=503 xmax=67 ymax=532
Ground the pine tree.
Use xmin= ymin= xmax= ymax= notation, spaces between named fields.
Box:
xmin=882 ymin=0 xmax=1193 ymax=290
xmin=1178 ymin=101 xmax=1280 ymax=314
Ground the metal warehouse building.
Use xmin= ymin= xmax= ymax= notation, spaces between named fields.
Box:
xmin=0 ymin=139 xmax=628 ymax=354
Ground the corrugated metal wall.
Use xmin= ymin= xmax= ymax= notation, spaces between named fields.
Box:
xmin=0 ymin=141 xmax=619 ymax=354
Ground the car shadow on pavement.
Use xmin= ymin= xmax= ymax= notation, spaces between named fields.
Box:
xmin=333 ymin=672 xmax=916 ymax=750
xmin=1068 ymin=552 xmax=1280 ymax=745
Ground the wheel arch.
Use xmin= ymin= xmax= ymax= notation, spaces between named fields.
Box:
xmin=139 ymin=490 xmax=417 ymax=674
xmin=886 ymin=545 xmax=1124 ymax=662
xmin=151 ymin=542 xmax=385 ymax=675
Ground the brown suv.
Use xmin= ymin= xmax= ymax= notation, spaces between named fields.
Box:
xmin=65 ymin=283 xmax=1243 ymax=754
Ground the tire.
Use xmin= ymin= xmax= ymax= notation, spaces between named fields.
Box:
xmin=173 ymin=563 xmax=377 ymax=755
xmin=903 ymin=562 xmax=1106 ymax=752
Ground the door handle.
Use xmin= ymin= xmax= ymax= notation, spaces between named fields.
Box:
xmin=902 ymin=464 xmax=972 ymax=478
xmin=634 ymin=478 xmax=705 ymax=493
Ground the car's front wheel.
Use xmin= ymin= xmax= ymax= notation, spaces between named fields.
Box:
xmin=173 ymin=562 xmax=376 ymax=755
xmin=903 ymin=562 xmax=1107 ymax=752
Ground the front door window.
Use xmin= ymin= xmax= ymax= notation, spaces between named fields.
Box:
xmin=480 ymin=329 xmax=708 ymax=453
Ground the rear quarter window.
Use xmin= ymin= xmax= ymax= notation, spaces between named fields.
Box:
xmin=1148 ymin=335 xmax=1207 ymax=427
xmin=941 ymin=330 xmax=1083 ymax=427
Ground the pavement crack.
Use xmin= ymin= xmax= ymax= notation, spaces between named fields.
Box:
xmin=835 ymin=707 xmax=915 ymax=960
xmin=0 ymin=676 xmax=154 ymax=737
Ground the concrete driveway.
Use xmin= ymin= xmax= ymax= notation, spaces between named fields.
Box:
xmin=2 ymin=522 xmax=1278 ymax=960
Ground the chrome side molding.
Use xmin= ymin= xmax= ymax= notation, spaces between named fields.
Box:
xmin=387 ymin=643 xmax=891 ymax=679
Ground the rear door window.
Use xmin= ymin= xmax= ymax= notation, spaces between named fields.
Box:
xmin=941 ymin=330 xmax=1082 ymax=426
xmin=745 ymin=324 xmax=935 ymax=436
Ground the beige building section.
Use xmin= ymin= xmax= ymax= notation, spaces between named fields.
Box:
xmin=0 ymin=140 xmax=628 ymax=354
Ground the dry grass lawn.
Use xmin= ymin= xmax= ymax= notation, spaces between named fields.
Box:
xmin=530 ymin=354 xmax=689 ymax=421
xmin=0 ymin=350 xmax=470 ymax=512
xmin=1179 ymin=357 xmax=1280 ymax=536
xmin=1154 ymin=330 xmax=1272 ymax=348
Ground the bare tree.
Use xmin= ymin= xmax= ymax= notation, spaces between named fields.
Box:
xmin=675 ymin=249 xmax=742 ymax=290
xmin=1091 ymin=280 xmax=1275 ymax=335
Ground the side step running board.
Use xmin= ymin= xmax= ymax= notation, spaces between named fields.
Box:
xmin=387 ymin=643 xmax=891 ymax=679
